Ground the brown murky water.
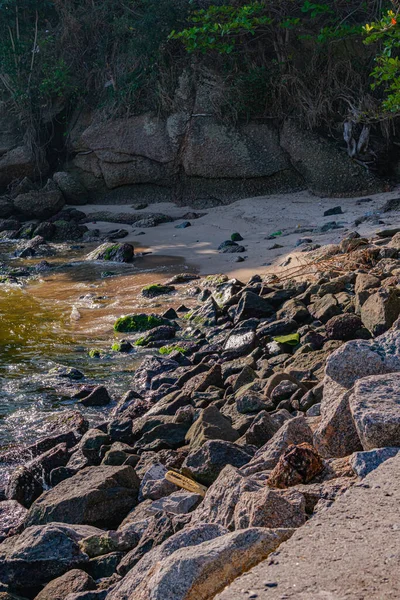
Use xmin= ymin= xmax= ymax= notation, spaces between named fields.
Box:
xmin=0 ymin=242 xmax=196 ymax=454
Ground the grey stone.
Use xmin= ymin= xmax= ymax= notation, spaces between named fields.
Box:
xmin=350 ymin=447 xmax=400 ymax=478
xmin=13 ymin=189 xmax=64 ymax=220
xmin=350 ymin=373 xmax=400 ymax=450
xmin=85 ymin=243 xmax=134 ymax=263
xmin=34 ymin=569 xmax=96 ymax=600
xmin=233 ymin=487 xmax=306 ymax=529
xmin=148 ymin=491 xmax=201 ymax=515
xmin=361 ymin=288 xmax=400 ymax=336
xmin=185 ymin=406 xmax=239 ymax=450
xmin=182 ymin=440 xmax=252 ymax=486
xmin=0 ymin=500 xmax=27 ymax=542
xmin=138 ymin=463 xmax=178 ymax=502
xmin=0 ymin=523 xmax=101 ymax=589
xmin=25 ymin=466 xmax=140 ymax=529
xmin=109 ymin=527 xmax=293 ymax=600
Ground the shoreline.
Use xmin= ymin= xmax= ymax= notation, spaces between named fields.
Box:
xmin=82 ymin=188 xmax=400 ymax=280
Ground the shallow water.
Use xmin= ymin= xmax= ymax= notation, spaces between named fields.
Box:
xmin=0 ymin=242 xmax=193 ymax=457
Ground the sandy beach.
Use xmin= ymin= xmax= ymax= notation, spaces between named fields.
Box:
xmin=82 ymin=187 xmax=400 ymax=280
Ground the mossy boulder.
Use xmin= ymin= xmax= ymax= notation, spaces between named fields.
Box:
xmin=113 ymin=313 xmax=169 ymax=333
xmin=111 ymin=339 xmax=133 ymax=352
xmin=159 ymin=345 xmax=187 ymax=355
xmin=86 ymin=243 xmax=134 ymax=263
xmin=141 ymin=284 xmax=175 ymax=298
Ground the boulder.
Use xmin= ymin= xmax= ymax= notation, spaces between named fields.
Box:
xmin=354 ymin=273 xmax=380 ymax=311
xmin=314 ymin=322 xmax=400 ymax=457
xmin=190 ymin=465 xmax=261 ymax=530
xmin=111 ymin=524 xmax=228 ymax=597
xmin=0 ymin=146 xmax=48 ymax=188
xmin=223 ymin=329 xmax=257 ymax=358
xmin=309 ymin=294 xmax=340 ymax=323
xmin=350 ymin=373 xmax=400 ymax=450
xmin=6 ymin=467 xmax=43 ymax=508
xmin=239 ymin=411 xmax=279 ymax=447
xmin=242 ymin=416 xmax=313 ymax=476
xmin=108 ymin=527 xmax=293 ymax=600
xmin=235 ymin=292 xmax=274 ymax=323
xmin=53 ymin=172 xmax=88 ymax=205
xmin=86 ymin=243 xmax=134 ymax=263
xmin=182 ymin=440 xmax=252 ymax=486
xmin=34 ymin=569 xmax=96 ymax=600
xmin=350 ymin=447 xmax=400 ymax=478
xmin=280 ymin=120 xmax=382 ymax=196
xmin=360 ymin=288 xmax=400 ymax=336
xmin=185 ymin=406 xmax=239 ymax=450
xmin=148 ymin=491 xmax=201 ymax=516
xmin=325 ymin=313 xmax=363 ymax=341
xmin=0 ymin=523 xmax=101 ymax=590
xmin=25 ymin=466 xmax=140 ymax=528
xmin=13 ymin=190 xmax=64 ymax=220
xmin=233 ymin=487 xmax=306 ymax=529
xmin=138 ymin=463 xmax=179 ymax=501
xmin=79 ymin=386 xmax=112 ymax=408
xmin=79 ymin=429 xmax=111 ymax=465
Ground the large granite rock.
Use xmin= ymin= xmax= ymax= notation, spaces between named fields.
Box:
xmin=0 ymin=501 xmax=27 ymax=542
xmin=0 ymin=146 xmax=48 ymax=188
xmin=182 ymin=440 xmax=252 ymax=486
xmin=185 ymin=406 xmax=239 ymax=450
xmin=108 ymin=526 xmax=293 ymax=600
xmin=233 ymin=487 xmax=306 ymax=529
xmin=314 ymin=321 xmax=400 ymax=457
xmin=350 ymin=373 xmax=400 ymax=450
xmin=25 ymin=466 xmax=140 ymax=528
xmin=360 ymin=288 xmax=400 ymax=336
xmin=53 ymin=172 xmax=88 ymax=205
xmin=0 ymin=523 xmax=101 ymax=590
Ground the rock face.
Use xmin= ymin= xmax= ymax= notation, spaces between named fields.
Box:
xmin=280 ymin=120 xmax=382 ymax=196
xmin=108 ymin=527 xmax=293 ymax=600
xmin=25 ymin=466 xmax=140 ymax=528
xmin=0 ymin=523 xmax=101 ymax=590
xmin=53 ymin=172 xmax=88 ymax=205
xmin=350 ymin=373 xmax=400 ymax=450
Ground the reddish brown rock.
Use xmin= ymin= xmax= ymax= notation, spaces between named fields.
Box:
xmin=268 ymin=443 xmax=324 ymax=489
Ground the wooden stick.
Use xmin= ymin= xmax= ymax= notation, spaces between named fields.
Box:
xmin=165 ymin=471 xmax=208 ymax=497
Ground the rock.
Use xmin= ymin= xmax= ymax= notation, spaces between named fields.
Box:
xmin=236 ymin=390 xmax=267 ymax=414
xmin=241 ymin=416 xmax=313 ymax=476
xmin=185 ymin=406 xmax=239 ymax=450
xmin=234 ymin=487 xmax=306 ymax=529
xmin=309 ymin=294 xmax=340 ymax=323
xmin=276 ymin=299 xmax=309 ymax=323
xmin=240 ymin=411 xmax=279 ymax=447
xmin=138 ymin=463 xmax=178 ymax=502
xmin=111 ymin=524 xmax=228 ymax=597
xmin=350 ymin=447 xmax=400 ymax=478
xmin=175 ymin=221 xmax=191 ymax=229
xmin=224 ymin=329 xmax=256 ymax=358
xmin=183 ymin=364 xmax=223 ymax=396
xmin=268 ymin=443 xmax=324 ymax=488
xmin=361 ymin=288 xmax=400 ymax=336
xmin=0 ymin=146 xmax=48 ymax=188
xmin=6 ymin=467 xmax=43 ymax=508
xmin=134 ymin=422 xmax=189 ymax=453
xmin=324 ymin=206 xmax=343 ymax=216
xmin=141 ymin=284 xmax=175 ymax=298
xmin=188 ymin=297 xmax=220 ymax=326
xmin=86 ymin=552 xmax=122 ymax=580
xmin=165 ymin=274 xmax=200 ymax=285
xmin=270 ymin=380 xmax=300 ymax=404
xmin=350 ymin=373 xmax=400 ymax=450
xmin=108 ymin=527 xmax=293 ymax=600
xmin=79 ymin=429 xmax=111 ymax=465
xmin=53 ymin=172 xmax=88 ymax=205
xmin=235 ymin=292 xmax=274 ymax=323
xmin=355 ymin=273 xmax=381 ymax=312
xmin=0 ymin=523 xmax=101 ymax=590
xmin=218 ymin=240 xmax=245 ymax=254
xmin=13 ymin=189 xmax=64 ymax=220
xmin=0 ymin=501 xmax=27 ymax=541
xmin=190 ymin=465 xmax=261 ymax=530
xmin=79 ymin=386 xmax=112 ymax=407
xmin=134 ymin=325 xmax=176 ymax=347
xmin=325 ymin=313 xmax=363 ymax=341
xmin=280 ymin=119 xmax=382 ymax=196
xmin=314 ymin=322 xmax=400 ymax=457
xmin=34 ymin=569 xmax=96 ymax=600
xmin=48 ymin=365 xmax=84 ymax=380
xmin=148 ymin=491 xmax=201 ymax=515
xmin=257 ymin=319 xmax=298 ymax=340
xmin=182 ymin=440 xmax=252 ymax=486
xmin=25 ymin=466 xmax=140 ymax=529
xmin=113 ymin=314 xmax=170 ymax=333
xmin=86 ymin=243 xmax=134 ymax=263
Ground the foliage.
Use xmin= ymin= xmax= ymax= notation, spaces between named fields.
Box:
xmin=364 ymin=3 xmax=400 ymax=113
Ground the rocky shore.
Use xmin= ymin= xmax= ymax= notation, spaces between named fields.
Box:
xmin=2 ymin=223 xmax=400 ymax=599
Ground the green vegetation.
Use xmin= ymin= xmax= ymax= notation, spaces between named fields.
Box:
xmin=113 ymin=313 xmax=166 ymax=333
xmin=159 ymin=344 xmax=187 ymax=355
xmin=88 ymin=348 xmax=102 ymax=358
xmin=0 ymin=0 xmax=397 ymax=149
xmin=141 ymin=284 xmax=175 ymax=298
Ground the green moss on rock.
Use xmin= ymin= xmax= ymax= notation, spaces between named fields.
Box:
xmin=141 ymin=284 xmax=175 ymax=298
xmin=159 ymin=345 xmax=187 ymax=355
xmin=113 ymin=313 xmax=166 ymax=333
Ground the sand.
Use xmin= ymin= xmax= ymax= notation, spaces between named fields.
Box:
xmin=82 ymin=188 xmax=400 ymax=281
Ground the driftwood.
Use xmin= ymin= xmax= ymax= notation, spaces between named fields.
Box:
xmin=165 ymin=471 xmax=208 ymax=497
